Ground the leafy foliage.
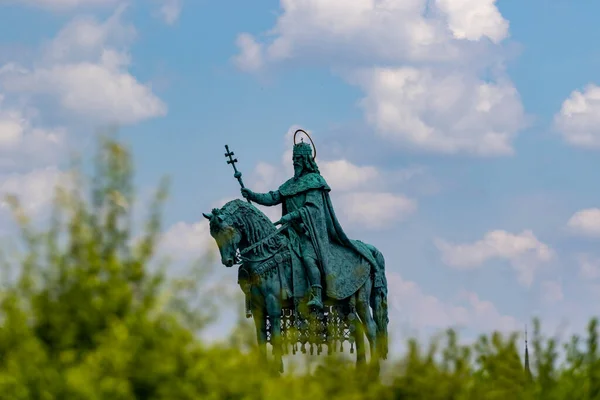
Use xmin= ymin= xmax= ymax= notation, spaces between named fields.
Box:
xmin=0 ymin=137 xmax=597 ymax=399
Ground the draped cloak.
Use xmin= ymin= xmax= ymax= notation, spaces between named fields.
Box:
xmin=277 ymin=173 xmax=378 ymax=300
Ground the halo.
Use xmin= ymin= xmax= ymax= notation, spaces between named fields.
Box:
xmin=293 ymin=129 xmax=317 ymax=160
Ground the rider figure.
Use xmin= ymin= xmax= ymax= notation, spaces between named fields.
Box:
xmin=241 ymin=141 xmax=325 ymax=310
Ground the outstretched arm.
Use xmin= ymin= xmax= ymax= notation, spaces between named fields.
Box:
xmin=241 ymin=188 xmax=282 ymax=206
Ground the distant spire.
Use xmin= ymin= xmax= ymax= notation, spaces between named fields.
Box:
xmin=524 ymin=324 xmax=532 ymax=381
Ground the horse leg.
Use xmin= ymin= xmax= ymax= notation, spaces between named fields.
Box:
xmin=356 ymin=281 xmax=380 ymax=375
xmin=266 ymin=292 xmax=284 ymax=373
xmin=252 ymin=307 xmax=268 ymax=366
xmin=354 ymin=318 xmax=367 ymax=368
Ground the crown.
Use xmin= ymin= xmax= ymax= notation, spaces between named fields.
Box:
xmin=293 ymin=141 xmax=313 ymax=156
xmin=293 ymin=129 xmax=316 ymax=159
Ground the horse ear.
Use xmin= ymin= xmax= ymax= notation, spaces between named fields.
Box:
xmin=202 ymin=213 xmax=213 ymax=220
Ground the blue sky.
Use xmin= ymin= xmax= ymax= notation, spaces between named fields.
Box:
xmin=2 ymin=0 xmax=600 ymax=352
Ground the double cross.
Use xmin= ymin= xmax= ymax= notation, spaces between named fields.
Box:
xmin=225 ymin=144 xmax=250 ymax=203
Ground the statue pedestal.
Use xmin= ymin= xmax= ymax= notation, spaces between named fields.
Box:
xmin=265 ymin=305 xmax=358 ymax=356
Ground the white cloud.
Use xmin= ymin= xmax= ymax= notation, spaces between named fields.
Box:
xmin=251 ymin=161 xmax=282 ymax=193
xmin=43 ymin=9 xmax=136 ymax=63
xmin=389 ymin=272 xmax=468 ymax=329
xmin=234 ymin=33 xmax=264 ymax=72
xmin=0 ymin=167 xmax=71 ymax=217
xmin=159 ymin=220 xmax=215 ymax=261
xmin=540 ymin=280 xmax=564 ymax=304
xmin=457 ymin=291 xmax=519 ymax=333
xmin=234 ymin=0 xmax=508 ymax=69
xmin=578 ymin=254 xmax=600 ymax=280
xmin=0 ymin=7 xmax=167 ymax=126
xmin=351 ymin=67 xmax=526 ymax=156
xmin=388 ymin=272 xmax=518 ymax=333
xmin=13 ymin=62 xmax=166 ymax=125
xmin=158 ymin=0 xmax=182 ymax=25
xmin=0 ymin=96 xmax=65 ymax=170
xmin=567 ymin=208 xmax=600 ymax=237
xmin=555 ymin=84 xmax=600 ymax=148
xmin=320 ymin=160 xmax=380 ymax=191
xmin=435 ymin=0 xmax=509 ymax=43
xmin=435 ymin=230 xmax=554 ymax=286
xmin=233 ymin=0 xmax=525 ymax=156
xmin=336 ymin=192 xmax=416 ymax=230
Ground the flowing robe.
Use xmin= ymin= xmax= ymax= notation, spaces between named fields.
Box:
xmin=270 ymin=173 xmax=378 ymax=300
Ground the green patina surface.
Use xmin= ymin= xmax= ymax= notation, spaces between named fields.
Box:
xmin=205 ymin=131 xmax=389 ymax=374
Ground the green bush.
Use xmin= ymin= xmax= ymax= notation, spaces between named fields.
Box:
xmin=0 ymin=137 xmax=597 ymax=399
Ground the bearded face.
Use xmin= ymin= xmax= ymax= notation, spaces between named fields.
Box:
xmin=293 ymin=153 xmax=305 ymax=179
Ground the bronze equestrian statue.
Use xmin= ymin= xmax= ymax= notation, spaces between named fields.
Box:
xmin=204 ymin=130 xmax=389 ymax=373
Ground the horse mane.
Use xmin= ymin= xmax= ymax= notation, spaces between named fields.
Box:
xmin=219 ymin=199 xmax=276 ymax=244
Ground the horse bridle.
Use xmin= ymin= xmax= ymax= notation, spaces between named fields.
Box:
xmin=236 ymin=222 xmax=291 ymax=264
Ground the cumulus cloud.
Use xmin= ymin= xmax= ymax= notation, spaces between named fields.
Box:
xmin=435 ymin=230 xmax=554 ymax=286
xmin=233 ymin=0 xmax=525 ymax=156
xmin=159 ymin=220 xmax=216 ymax=262
xmin=337 ymin=192 xmax=416 ymax=230
xmin=251 ymin=162 xmax=282 ymax=194
xmin=320 ymin=160 xmax=380 ymax=191
xmin=158 ymin=0 xmax=182 ymax=25
xmin=43 ymin=8 xmax=136 ymax=62
xmin=388 ymin=272 xmax=518 ymax=333
xmin=435 ymin=0 xmax=509 ymax=43
xmin=234 ymin=33 xmax=264 ymax=72
xmin=8 ymin=62 xmax=166 ymax=125
xmin=323 ymin=159 xmax=385 ymax=194
xmin=0 ymin=6 xmax=167 ymax=126
xmin=0 ymin=166 xmax=71 ymax=217
xmin=555 ymin=84 xmax=600 ymax=148
xmin=567 ymin=208 xmax=600 ymax=237
xmin=0 ymin=96 xmax=65 ymax=170
xmin=350 ymin=67 xmax=525 ymax=155
xmin=234 ymin=0 xmax=508 ymax=69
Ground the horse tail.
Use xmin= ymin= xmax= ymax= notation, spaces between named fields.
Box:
xmin=367 ymin=244 xmax=389 ymax=359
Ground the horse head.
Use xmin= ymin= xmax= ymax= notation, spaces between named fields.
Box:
xmin=203 ymin=206 xmax=241 ymax=267
xmin=203 ymin=199 xmax=276 ymax=268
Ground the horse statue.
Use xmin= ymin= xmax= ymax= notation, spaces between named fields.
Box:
xmin=203 ymin=199 xmax=389 ymax=373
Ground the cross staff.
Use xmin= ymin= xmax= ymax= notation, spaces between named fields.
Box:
xmin=224 ymin=145 xmax=251 ymax=204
